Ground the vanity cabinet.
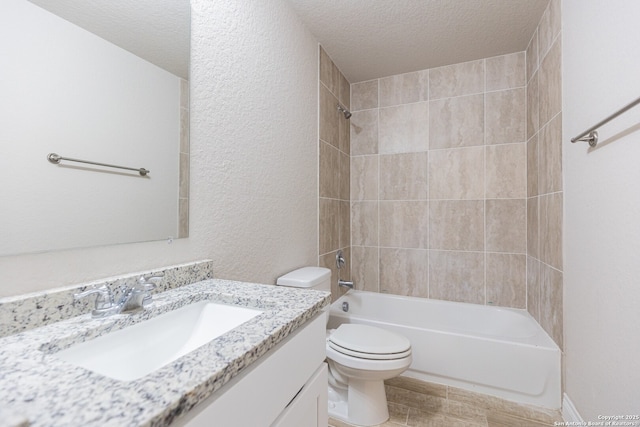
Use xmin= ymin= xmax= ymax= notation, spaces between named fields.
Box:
xmin=174 ymin=312 xmax=328 ymax=427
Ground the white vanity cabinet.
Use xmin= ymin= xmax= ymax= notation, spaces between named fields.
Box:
xmin=174 ymin=312 xmax=328 ymax=427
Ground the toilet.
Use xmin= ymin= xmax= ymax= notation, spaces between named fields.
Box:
xmin=277 ymin=267 xmax=412 ymax=426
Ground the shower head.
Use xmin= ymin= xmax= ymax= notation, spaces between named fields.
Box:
xmin=337 ymin=104 xmax=352 ymax=119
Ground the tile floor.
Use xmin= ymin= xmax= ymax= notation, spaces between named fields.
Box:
xmin=329 ymin=376 xmax=563 ymax=427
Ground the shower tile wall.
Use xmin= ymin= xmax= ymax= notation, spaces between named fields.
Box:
xmin=526 ymin=0 xmax=563 ymax=350
xmin=350 ymin=53 xmax=528 ymax=308
xmin=318 ymin=47 xmax=351 ymax=299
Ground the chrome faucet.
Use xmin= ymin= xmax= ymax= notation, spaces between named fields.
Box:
xmin=74 ymin=274 xmax=163 ymax=318
xmin=336 ymin=250 xmax=356 ymax=290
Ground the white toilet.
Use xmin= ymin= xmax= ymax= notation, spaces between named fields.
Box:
xmin=277 ymin=267 xmax=412 ymax=426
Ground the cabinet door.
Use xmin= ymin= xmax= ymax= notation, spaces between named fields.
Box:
xmin=271 ymin=363 xmax=328 ymax=427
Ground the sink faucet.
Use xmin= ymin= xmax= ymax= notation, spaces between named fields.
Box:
xmin=74 ymin=274 xmax=163 ymax=318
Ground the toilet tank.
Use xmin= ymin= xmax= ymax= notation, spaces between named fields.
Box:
xmin=276 ymin=267 xmax=331 ymax=292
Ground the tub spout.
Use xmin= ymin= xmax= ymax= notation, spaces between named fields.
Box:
xmin=338 ymin=279 xmax=354 ymax=289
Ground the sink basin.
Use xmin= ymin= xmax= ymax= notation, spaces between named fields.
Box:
xmin=54 ymin=301 xmax=262 ymax=381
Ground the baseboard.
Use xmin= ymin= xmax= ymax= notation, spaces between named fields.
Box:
xmin=562 ymin=393 xmax=584 ymax=423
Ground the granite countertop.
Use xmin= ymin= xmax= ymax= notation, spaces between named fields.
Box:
xmin=0 ymin=279 xmax=330 ymax=427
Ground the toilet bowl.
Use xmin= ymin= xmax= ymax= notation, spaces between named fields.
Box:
xmin=276 ymin=267 xmax=412 ymax=427
xmin=326 ymin=324 xmax=412 ymax=426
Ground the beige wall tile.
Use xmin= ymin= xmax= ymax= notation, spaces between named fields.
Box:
xmin=486 ymin=143 xmax=527 ymax=199
xmin=320 ymin=83 xmax=339 ymax=147
xmin=539 ymin=36 xmax=562 ymax=126
xmin=351 ymin=246 xmax=379 ymax=292
xmin=339 ymin=200 xmax=350 ymax=249
xmin=538 ymin=0 xmax=561 ymax=58
xmin=540 ymin=192 xmax=563 ymax=270
xmin=539 ymin=113 xmax=563 ymax=194
xmin=428 ymin=146 xmax=484 ymax=200
xmin=350 ymin=109 xmax=378 ymax=155
xmin=319 ymin=46 xmax=339 ymax=97
xmin=379 ymin=248 xmax=428 ymax=297
xmin=526 ymin=29 xmax=539 ymax=82
xmin=486 ymin=52 xmax=526 ymax=91
xmin=379 ymin=201 xmax=429 ymax=249
xmin=319 ymin=197 xmax=340 ymax=255
xmin=351 ymin=201 xmax=378 ymax=246
xmin=351 ymin=155 xmax=378 ymax=201
xmin=429 ymin=94 xmax=484 ymax=149
xmin=319 ymin=140 xmax=340 ymax=199
xmin=527 ymin=134 xmax=539 ymax=197
xmin=339 ymin=72 xmax=350 ymax=109
xmin=429 ymin=250 xmax=484 ymax=304
xmin=338 ymin=108 xmax=350 ymax=155
xmin=379 ymin=152 xmax=428 ymax=200
xmin=379 ymin=70 xmax=429 ymax=107
xmin=527 ymin=256 xmax=541 ymax=321
xmin=485 ymin=88 xmax=526 ymax=145
xmin=429 ymin=60 xmax=484 ymax=100
xmin=486 ymin=199 xmax=526 ymax=253
xmin=339 ymin=150 xmax=350 ymax=200
xmin=351 ymin=80 xmax=378 ymax=111
xmin=379 ymin=102 xmax=429 ymax=154
xmin=527 ymin=71 xmax=539 ymax=140
xmin=429 ymin=200 xmax=484 ymax=251
xmin=486 ymin=253 xmax=526 ymax=308
xmin=527 ymin=196 xmax=540 ymax=259
xmin=540 ymin=262 xmax=563 ymax=349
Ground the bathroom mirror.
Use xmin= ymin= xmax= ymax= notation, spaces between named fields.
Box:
xmin=0 ymin=0 xmax=190 ymax=256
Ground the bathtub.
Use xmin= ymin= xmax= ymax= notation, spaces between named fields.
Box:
xmin=328 ymin=290 xmax=561 ymax=409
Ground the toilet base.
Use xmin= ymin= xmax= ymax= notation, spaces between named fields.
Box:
xmin=327 ymin=379 xmax=389 ymax=426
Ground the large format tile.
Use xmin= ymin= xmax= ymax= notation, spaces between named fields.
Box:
xmin=485 ymin=143 xmax=527 ymax=199
xmin=539 ymin=37 xmax=562 ymax=126
xmin=379 ymin=248 xmax=428 ymax=297
xmin=379 ymin=103 xmax=429 ymax=154
xmin=351 ymin=201 xmax=378 ymax=247
xmin=486 ymin=253 xmax=526 ymax=308
xmin=379 ymin=201 xmax=429 ymax=249
xmin=527 ymin=71 xmax=539 ymax=140
xmin=429 ymin=200 xmax=484 ymax=251
xmin=429 ymin=60 xmax=484 ymax=99
xmin=379 ymin=152 xmax=428 ymax=200
xmin=527 ymin=134 xmax=539 ymax=197
xmin=320 ymin=83 xmax=340 ymax=147
xmin=351 ymin=246 xmax=379 ymax=292
xmin=540 ymin=263 xmax=563 ymax=349
xmin=539 ymin=192 xmax=563 ymax=270
xmin=486 ymin=199 xmax=526 ymax=254
xmin=428 ymin=146 xmax=484 ymax=200
xmin=351 ymin=155 xmax=378 ymax=201
xmin=527 ymin=196 xmax=540 ymax=259
xmin=527 ymin=256 xmax=541 ymax=321
xmin=485 ymin=88 xmax=526 ymax=145
xmin=351 ymin=79 xmax=379 ymax=111
xmin=379 ymin=70 xmax=429 ymax=107
xmin=428 ymin=250 xmax=485 ymax=304
xmin=538 ymin=113 xmax=562 ymax=194
xmin=486 ymin=52 xmax=525 ymax=91
xmin=350 ymin=109 xmax=378 ymax=155
xmin=429 ymin=94 xmax=484 ymax=149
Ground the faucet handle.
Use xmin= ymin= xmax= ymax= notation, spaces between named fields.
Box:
xmin=74 ymin=285 xmax=114 ymax=311
xmin=136 ymin=273 xmax=163 ymax=291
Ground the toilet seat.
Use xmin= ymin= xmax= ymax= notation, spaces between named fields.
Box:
xmin=327 ymin=324 xmax=412 ymax=361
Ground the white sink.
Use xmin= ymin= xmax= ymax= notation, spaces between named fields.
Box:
xmin=54 ymin=301 xmax=262 ymax=381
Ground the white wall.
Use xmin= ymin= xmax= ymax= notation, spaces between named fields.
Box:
xmin=0 ymin=0 xmax=180 ymax=255
xmin=0 ymin=0 xmax=319 ymax=296
xmin=563 ymin=0 xmax=640 ymax=418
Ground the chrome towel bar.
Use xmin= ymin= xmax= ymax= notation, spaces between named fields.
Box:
xmin=47 ymin=153 xmax=150 ymax=176
xmin=571 ymin=96 xmax=640 ymax=147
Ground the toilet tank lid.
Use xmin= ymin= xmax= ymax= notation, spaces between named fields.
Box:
xmin=276 ymin=267 xmax=331 ymax=288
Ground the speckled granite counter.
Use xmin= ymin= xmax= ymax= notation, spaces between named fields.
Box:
xmin=0 ymin=279 xmax=330 ymax=426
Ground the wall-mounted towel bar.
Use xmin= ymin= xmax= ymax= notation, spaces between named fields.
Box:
xmin=47 ymin=153 xmax=150 ymax=176
xmin=571 ymin=96 xmax=640 ymax=147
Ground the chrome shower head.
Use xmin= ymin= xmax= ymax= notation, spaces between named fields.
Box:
xmin=337 ymin=104 xmax=352 ymax=119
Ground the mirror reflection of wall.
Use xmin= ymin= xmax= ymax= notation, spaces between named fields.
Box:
xmin=0 ymin=0 xmax=189 ymax=256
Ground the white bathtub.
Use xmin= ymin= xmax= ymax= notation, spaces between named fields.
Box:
xmin=328 ymin=290 xmax=561 ymax=409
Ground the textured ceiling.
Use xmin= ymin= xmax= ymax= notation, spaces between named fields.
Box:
xmin=27 ymin=0 xmax=189 ymax=79
xmin=286 ymin=0 xmax=549 ymax=83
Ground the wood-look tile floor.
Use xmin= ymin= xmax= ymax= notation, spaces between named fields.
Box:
xmin=329 ymin=377 xmax=563 ymax=427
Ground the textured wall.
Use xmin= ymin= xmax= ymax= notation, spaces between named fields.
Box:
xmin=349 ymin=52 xmax=528 ymax=309
xmin=0 ymin=0 xmax=319 ymax=296
xmin=563 ymin=0 xmax=640 ymax=418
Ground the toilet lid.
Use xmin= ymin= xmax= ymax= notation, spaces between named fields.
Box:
xmin=328 ymin=324 xmax=411 ymax=356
